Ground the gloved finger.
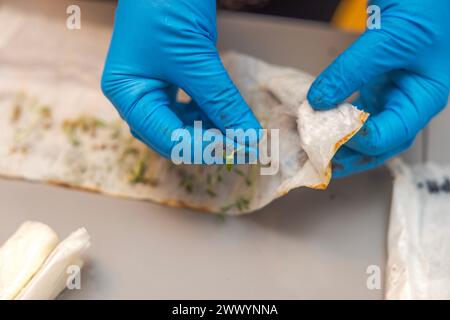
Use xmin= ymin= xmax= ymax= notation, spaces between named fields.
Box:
xmin=125 ymin=89 xmax=187 ymax=159
xmin=133 ymin=122 xmax=227 ymax=165
xmin=332 ymin=140 xmax=414 ymax=178
xmin=345 ymin=73 xmax=448 ymax=156
xmin=171 ymin=100 xmax=215 ymax=129
xmin=101 ymin=76 xmax=217 ymax=160
xmin=351 ymin=74 xmax=393 ymax=115
xmin=162 ymin=85 xmax=217 ymax=129
xmin=308 ymin=30 xmax=409 ymax=110
xmin=175 ymin=50 xmax=262 ymax=147
xmin=171 ymin=100 xmax=258 ymax=163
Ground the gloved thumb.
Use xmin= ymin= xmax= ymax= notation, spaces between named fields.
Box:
xmin=307 ymin=30 xmax=407 ymax=110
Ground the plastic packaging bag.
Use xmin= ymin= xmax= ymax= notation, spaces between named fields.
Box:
xmin=386 ymin=159 xmax=450 ymax=299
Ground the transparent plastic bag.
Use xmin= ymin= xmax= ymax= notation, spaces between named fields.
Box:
xmin=386 ymin=159 xmax=450 ymax=299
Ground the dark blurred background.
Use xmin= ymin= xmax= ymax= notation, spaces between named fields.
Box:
xmin=218 ymin=0 xmax=341 ymax=22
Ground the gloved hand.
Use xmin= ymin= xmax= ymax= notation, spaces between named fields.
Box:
xmin=308 ymin=0 xmax=450 ymax=178
xmin=101 ymin=0 xmax=261 ymax=161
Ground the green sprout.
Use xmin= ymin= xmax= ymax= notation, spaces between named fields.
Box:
xmin=220 ymin=196 xmax=251 ymax=214
xmin=130 ymin=158 xmax=148 ymax=184
xmin=206 ymin=188 xmax=217 ymax=197
xmin=178 ymin=169 xmax=195 ymax=193
xmin=61 ymin=116 xmax=105 ymax=147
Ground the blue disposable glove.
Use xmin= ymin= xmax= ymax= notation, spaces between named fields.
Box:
xmin=308 ymin=0 xmax=450 ymax=178
xmin=101 ymin=0 xmax=261 ymax=161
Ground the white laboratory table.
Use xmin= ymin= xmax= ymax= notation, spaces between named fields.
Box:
xmin=0 ymin=0 xmax=412 ymax=299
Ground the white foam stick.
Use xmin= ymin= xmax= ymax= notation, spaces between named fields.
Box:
xmin=0 ymin=221 xmax=59 ymax=300
xmin=16 ymin=228 xmax=90 ymax=300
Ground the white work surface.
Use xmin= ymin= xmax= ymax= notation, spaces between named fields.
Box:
xmin=0 ymin=0 xmax=400 ymax=299
xmin=0 ymin=170 xmax=391 ymax=300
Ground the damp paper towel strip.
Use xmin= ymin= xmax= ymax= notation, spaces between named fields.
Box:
xmin=386 ymin=159 xmax=450 ymax=299
xmin=15 ymin=228 xmax=90 ymax=300
xmin=0 ymin=221 xmax=90 ymax=300
xmin=0 ymin=7 xmax=367 ymax=215
xmin=0 ymin=221 xmax=59 ymax=300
